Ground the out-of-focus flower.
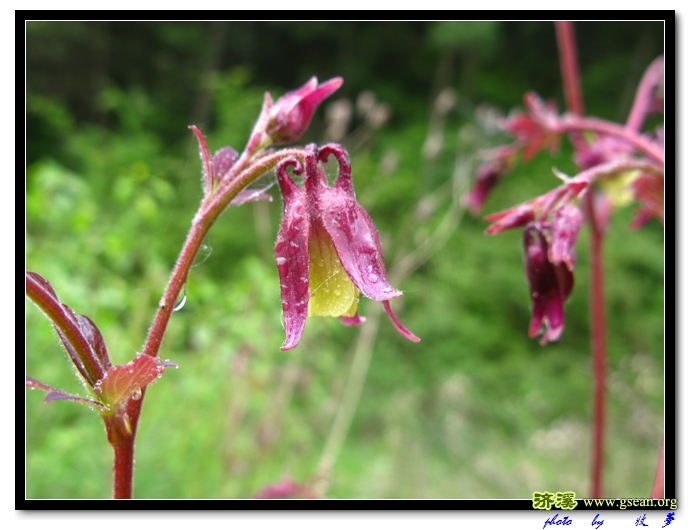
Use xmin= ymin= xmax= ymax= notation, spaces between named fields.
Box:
xmin=574 ymin=135 xmax=633 ymax=171
xmin=629 ymin=173 xmax=664 ymax=228
xmin=254 ymin=477 xmax=318 ymax=499
xmin=325 ymin=98 xmax=353 ymax=142
xmin=465 ymin=145 xmax=517 ymax=216
xmin=502 ymin=92 xmax=560 ymax=161
xmin=523 ymin=223 xmax=574 ymax=345
xmin=548 ymin=204 xmax=583 ymax=271
xmin=466 ymin=162 xmax=501 ymax=216
xmin=267 ymin=77 xmax=344 ymax=145
xmin=274 ymin=143 xmax=419 ymax=350
xmin=484 ymin=200 xmax=539 ymax=235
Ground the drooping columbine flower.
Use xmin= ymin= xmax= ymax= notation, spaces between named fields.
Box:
xmin=274 ymin=143 xmax=419 ymax=350
xmin=267 ymin=77 xmax=344 ymax=145
xmin=523 ymin=223 xmax=574 ymax=345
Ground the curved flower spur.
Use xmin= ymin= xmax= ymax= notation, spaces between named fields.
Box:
xmin=274 ymin=143 xmax=420 ymax=350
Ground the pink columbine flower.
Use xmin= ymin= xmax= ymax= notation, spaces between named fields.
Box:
xmin=267 ymin=77 xmax=344 ymax=145
xmin=274 ymin=143 xmax=419 ymax=350
xmin=523 ymin=223 xmax=574 ymax=345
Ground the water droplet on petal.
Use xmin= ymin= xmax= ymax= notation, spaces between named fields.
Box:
xmin=368 ymin=273 xmax=379 ymax=283
xmin=131 ymin=388 xmax=142 ymax=400
xmin=276 ymin=257 xmax=287 ymax=266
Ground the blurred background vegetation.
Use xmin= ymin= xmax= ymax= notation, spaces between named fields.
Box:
xmin=25 ymin=21 xmax=664 ymax=499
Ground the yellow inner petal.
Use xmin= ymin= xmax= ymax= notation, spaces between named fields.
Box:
xmin=599 ymin=169 xmax=640 ymax=207
xmin=307 ymin=226 xmax=359 ymax=318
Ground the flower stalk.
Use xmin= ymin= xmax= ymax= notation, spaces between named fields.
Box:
xmin=557 ymin=20 xmax=609 ymax=499
xmin=27 ymin=77 xmax=345 ymax=499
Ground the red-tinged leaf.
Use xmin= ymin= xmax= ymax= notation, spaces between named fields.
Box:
xmin=59 ymin=304 xmax=110 ymax=379
xmin=54 ymin=328 xmax=91 ymax=385
xmin=98 ymin=355 xmax=173 ymax=409
xmin=76 ymin=314 xmax=111 ymax=372
xmin=26 ymin=376 xmax=108 ymax=411
xmin=212 ymin=146 xmax=238 ymax=182
xmin=189 ymin=125 xmax=214 ymax=194
xmin=26 ymin=376 xmax=55 ymax=392
xmin=26 ymin=272 xmax=106 ymax=385
xmin=26 ymin=271 xmax=58 ymax=299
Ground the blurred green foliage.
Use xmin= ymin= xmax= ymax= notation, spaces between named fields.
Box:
xmin=26 ymin=21 xmax=664 ymax=499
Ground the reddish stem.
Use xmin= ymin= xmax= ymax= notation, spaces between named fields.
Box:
xmin=555 ymin=20 xmax=607 ymax=499
xmin=112 ymin=441 xmax=134 ymax=499
xmin=557 ymin=116 xmax=664 ymax=166
xmin=102 ymin=413 xmax=136 ymax=499
xmin=111 ymin=146 xmax=305 ymax=498
xmin=626 ymin=56 xmax=664 ymax=132
xmin=650 ymin=437 xmax=664 ymax=498
xmin=584 ymin=189 xmax=607 ymax=498
xmin=555 ymin=21 xmax=584 ymax=117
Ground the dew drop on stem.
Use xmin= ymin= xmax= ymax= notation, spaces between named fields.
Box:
xmin=173 ymin=284 xmax=187 ymax=312
xmin=192 ymin=244 xmax=213 ymax=268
